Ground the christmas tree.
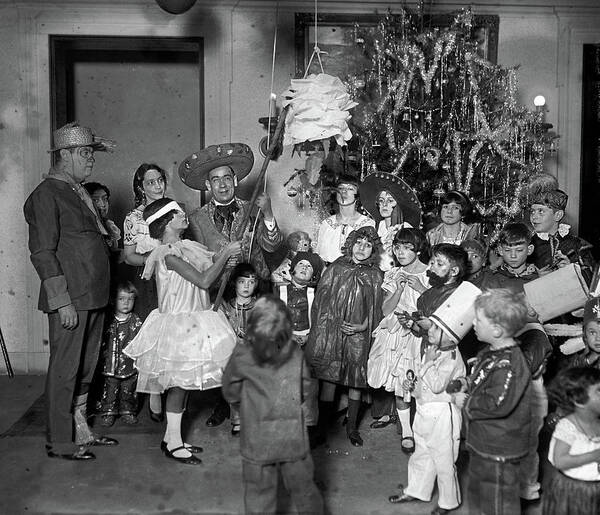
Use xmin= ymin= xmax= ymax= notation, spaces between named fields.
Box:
xmin=345 ymin=8 xmax=557 ymax=239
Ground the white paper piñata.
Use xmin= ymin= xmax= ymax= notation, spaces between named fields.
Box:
xmin=281 ymin=73 xmax=358 ymax=147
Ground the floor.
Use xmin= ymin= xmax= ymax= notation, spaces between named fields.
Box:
xmin=0 ymin=375 xmax=544 ymax=515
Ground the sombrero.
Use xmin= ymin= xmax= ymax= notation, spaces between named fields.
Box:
xmin=178 ymin=143 xmax=254 ymax=191
xmin=359 ymin=172 xmax=422 ymax=228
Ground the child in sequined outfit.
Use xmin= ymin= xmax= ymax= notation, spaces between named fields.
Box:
xmin=97 ymin=281 xmax=142 ymax=426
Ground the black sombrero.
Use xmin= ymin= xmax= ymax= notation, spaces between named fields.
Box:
xmin=359 ymin=172 xmax=422 ymax=228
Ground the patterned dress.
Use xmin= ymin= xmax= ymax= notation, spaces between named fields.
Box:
xmin=367 ymin=267 xmax=429 ymax=395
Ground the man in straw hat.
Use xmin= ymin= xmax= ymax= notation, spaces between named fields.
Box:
xmin=24 ymin=122 xmax=118 ymax=460
xmin=181 ymin=143 xmax=283 ymax=426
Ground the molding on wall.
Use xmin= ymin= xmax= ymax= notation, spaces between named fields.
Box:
xmin=14 ymin=3 xmax=233 ymax=372
xmin=556 ymin=13 xmax=600 ymax=232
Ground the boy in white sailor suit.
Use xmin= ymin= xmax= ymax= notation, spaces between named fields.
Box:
xmin=389 ymin=282 xmax=481 ymax=515
xmin=278 ymin=250 xmax=323 ymax=447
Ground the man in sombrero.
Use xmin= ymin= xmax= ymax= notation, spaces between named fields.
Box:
xmin=182 ymin=143 xmax=283 ymax=287
xmin=181 ymin=143 xmax=283 ymax=426
xmin=24 ymin=122 xmax=118 ymax=460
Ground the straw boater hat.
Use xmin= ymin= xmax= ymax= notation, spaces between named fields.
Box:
xmin=48 ymin=122 xmax=115 ymax=152
xmin=178 ymin=143 xmax=254 ymax=191
xmin=359 ymin=172 xmax=422 ymax=228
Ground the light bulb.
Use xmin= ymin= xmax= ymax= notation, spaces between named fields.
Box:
xmin=533 ymin=95 xmax=546 ymax=107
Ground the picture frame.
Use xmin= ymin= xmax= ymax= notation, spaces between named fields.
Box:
xmin=295 ymin=12 xmax=499 ymax=79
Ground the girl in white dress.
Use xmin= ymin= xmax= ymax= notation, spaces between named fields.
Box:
xmin=367 ymin=228 xmax=429 ymax=453
xmin=125 ymin=198 xmax=241 ymax=465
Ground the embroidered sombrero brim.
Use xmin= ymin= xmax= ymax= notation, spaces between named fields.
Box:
xmin=359 ymin=172 xmax=422 ymax=228
xmin=178 ymin=143 xmax=254 ymax=191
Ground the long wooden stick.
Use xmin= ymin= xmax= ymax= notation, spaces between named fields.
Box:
xmin=0 ymin=325 xmax=14 ymax=378
xmin=213 ymin=105 xmax=290 ymax=311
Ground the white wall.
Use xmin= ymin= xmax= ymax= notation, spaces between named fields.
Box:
xmin=1 ymin=0 xmax=600 ymax=373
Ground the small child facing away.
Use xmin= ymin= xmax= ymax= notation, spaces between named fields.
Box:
xmin=222 ymin=296 xmax=324 ymax=515
xmin=97 ymin=281 xmax=143 ymax=426
xmin=455 ymin=289 xmax=533 ymax=515
xmin=543 ymin=367 xmax=600 ymax=515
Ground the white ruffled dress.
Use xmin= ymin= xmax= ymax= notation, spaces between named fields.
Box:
xmin=124 ymin=240 xmax=236 ymax=393
xmin=367 ymin=267 xmax=429 ymax=395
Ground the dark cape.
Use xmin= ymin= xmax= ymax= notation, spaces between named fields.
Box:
xmin=305 ymin=256 xmax=383 ymax=388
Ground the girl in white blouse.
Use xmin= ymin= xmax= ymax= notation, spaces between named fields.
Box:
xmin=544 ymin=367 xmax=600 ymax=515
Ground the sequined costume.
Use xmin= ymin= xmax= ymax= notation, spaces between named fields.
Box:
xmin=97 ymin=313 xmax=142 ymax=416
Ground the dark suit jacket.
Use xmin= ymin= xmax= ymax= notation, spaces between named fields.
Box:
xmin=187 ymin=198 xmax=283 ymax=280
xmin=24 ymin=177 xmax=110 ymax=312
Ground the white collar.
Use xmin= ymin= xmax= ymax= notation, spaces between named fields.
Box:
xmin=537 ymin=223 xmax=570 ymax=241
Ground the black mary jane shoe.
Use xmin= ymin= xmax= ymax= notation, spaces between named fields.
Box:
xmin=400 ymin=436 xmax=415 ymax=454
xmin=348 ymin=430 xmax=363 ymax=447
xmin=47 ymin=446 xmax=96 ymax=461
xmin=148 ymin=404 xmax=164 ymax=423
xmin=160 ymin=441 xmax=203 ymax=454
xmin=89 ymin=436 xmax=119 ymax=446
xmin=431 ymin=506 xmax=452 ymax=515
xmin=163 ymin=445 xmax=202 ymax=465
xmin=231 ymin=424 xmax=241 ymax=436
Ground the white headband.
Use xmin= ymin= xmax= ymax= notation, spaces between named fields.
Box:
xmin=145 ymin=201 xmax=184 ymax=225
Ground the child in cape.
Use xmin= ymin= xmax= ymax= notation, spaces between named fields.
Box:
xmin=454 ymin=289 xmax=533 ymax=515
xmin=124 ymin=198 xmax=241 ymax=465
xmin=367 ymin=228 xmax=429 ymax=453
xmin=97 ymin=281 xmax=142 ymax=426
xmin=222 ymin=295 xmax=324 ymax=515
xmin=543 ymin=367 xmax=600 ymax=515
xmin=306 ymin=226 xmax=384 ymax=447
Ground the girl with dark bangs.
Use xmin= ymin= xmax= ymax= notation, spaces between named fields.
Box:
xmin=305 ymin=226 xmax=384 ymax=447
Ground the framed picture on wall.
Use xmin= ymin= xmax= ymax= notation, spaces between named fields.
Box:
xmin=295 ymin=12 xmax=499 ymax=79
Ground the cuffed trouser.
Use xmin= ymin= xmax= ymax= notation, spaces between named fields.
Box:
xmin=518 ymin=377 xmax=547 ymax=499
xmin=405 ymin=402 xmax=462 ymax=510
xmin=46 ymin=309 xmax=104 ymax=453
xmin=98 ymin=375 xmax=138 ymax=416
xmin=468 ymin=452 xmax=520 ymax=515
xmin=242 ymin=454 xmax=323 ymax=515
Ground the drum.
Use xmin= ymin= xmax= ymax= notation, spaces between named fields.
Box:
xmin=430 ymin=282 xmax=482 ymax=344
xmin=523 ymin=263 xmax=589 ymax=322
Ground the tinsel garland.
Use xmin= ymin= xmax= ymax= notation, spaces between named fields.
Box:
xmin=343 ymin=6 xmax=554 ymax=238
